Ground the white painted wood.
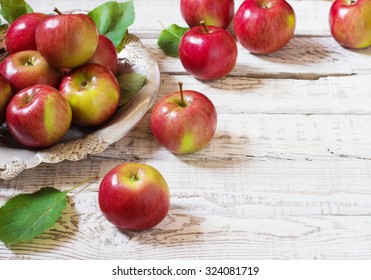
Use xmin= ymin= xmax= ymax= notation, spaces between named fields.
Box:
xmin=2 ymin=0 xmax=371 ymax=260
xmin=145 ymin=37 xmax=371 ymax=77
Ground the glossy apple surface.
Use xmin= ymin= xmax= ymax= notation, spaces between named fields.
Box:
xmin=179 ymin=23 xmax=237 ymax=80
xmin=59 ymin=63 xmax=120 ymax=127
xmin=180 ymin=0 xmax=234 ymax=28
xmin=6 ymin=85 xmax=72 ymax=148
xmin=234 ymin=0 xmax=296 ymax=54
xmin=98 ymin=162 xmax=170 ymax=230
xmin=85 ymin=35 xmax=118 ymax=75
xmin=5 ymin=12 xmax=47 ymax=54
xmin=0 ymin=50 xmax=63 ymax=93
xmin=35 ymin=12 xmax=99 ymax=68
xmin=150 ymin=82 xmax=217 ymax=154
xmin=0 ymin=74 xmax=13 ymax=124
xmin=329 ymin=0 xmax=371 ymax=49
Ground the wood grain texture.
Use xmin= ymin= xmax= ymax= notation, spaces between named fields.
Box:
xmin=2 ymin=191 xmax=371 ymax=260
xmin=1 ymin=0 xmax=371 ymax=260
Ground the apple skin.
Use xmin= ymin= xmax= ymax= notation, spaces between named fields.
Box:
xmin=5 ymin=12 xmax=47 ymax=54
xmin=85 ymin=35 xmax=119 ymax=75
xmin=329 ymin=0 xmax=371 ymax=49
xmin=35 ymin=12 xmax=99 ymax=68
xmin=98 ymin=162 xmax=170 ymax=231
xmin=179 ymin=25 xmax=237 ymax=80
xmin=0 ymin=74 xmax=13 ymax=124
xmin=59 ymin=63 xmax=120 ymax=127
xmin=234 ymin=0 xmax=296 ymax=54
xmin=150 ymin=85 xmax=217 ymax=154
xmin=0 ymin=50 xmax=63 ymax=93
xmin=180 ymin=0 xmax=234 ymax=29
xmin=6 ymin=85 xmax=72 ymax=148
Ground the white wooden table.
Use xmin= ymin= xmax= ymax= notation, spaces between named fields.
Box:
xmin=1 ymin=0 xmax=371 ymax=260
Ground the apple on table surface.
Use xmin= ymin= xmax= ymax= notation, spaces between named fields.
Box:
xmin=6 ymin=84 xmax=72 ymax=148
xmin=234 ymin=0 xmax=296 ymax=54
xmin=98 ymin=162 xmax=170 ymax=231
xmin=179 ymin=21 xmax=237 ymax=80
xmin=35 ymin=8 xmax=99 ymax=68
xmin=0 ymin=74 xmax=13 ymax=125
xmin=5 ymin=12 xmax=47 ymax=54
xmin=180 ymin=0 xmax=235 ymax=29
xmin=150 ymin=82 xmax=217 ymax=154
xmin=329 ymin=0 xmax=371 ymax=49
xmin=0 ymin=50 xmax=63 ymax=93
xmin=59 ymin=63 xmax=120 ymax=127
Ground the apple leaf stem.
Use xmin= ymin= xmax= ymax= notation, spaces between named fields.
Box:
xmin=178 ymin=81 xmax=186 ymax=107
xmin=53 ymin=7 xmax=63 ymax=15
xmin=200 ymin=21 xmax=209 ymax=34
xmin=66 ymin=176 xmax=99 ymax=194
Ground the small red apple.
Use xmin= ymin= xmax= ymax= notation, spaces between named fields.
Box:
xmin=5 ymin=12 xmax=47 ymax=54
xmin=180 ymin=0 xmax=234 ymax=29
xmin=0 ymin=50 xmax=63 ymax=93
xmin=85 ymin=35 xmax=119 ymax=75
xmin=6 ymin=85 xmax=72 ymax=148
xmin=98 ymin=162 xmax=170 ymax=231
xmin=329 ymin=0 xmax=371 ymax=49
xmin=179 ymin=22 xmax=237 ymax=80
xmin=150 ymin=82 xmax=217 ymax=154
xmin=59 ymin=63 xmax=120 ymax=127
xmin=0 ymin=74 xmax=13 ymax=124
xmin=35 ymin=9 xmax=99 ymax=68
xmin=234 ymin=0 xmax=296 ymax=54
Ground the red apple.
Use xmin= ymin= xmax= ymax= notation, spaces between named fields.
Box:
xmin=59 ymin=63 xmax=120 ymax=127
xmin=234 ymin=0 xmax=296 ymax=54
xmin=179 ymin=22 xmax=237 ymax=80
xmin=180 ymin=0 xmax=234 ymax=29
xmin=85 ymin=35 xmax=118 ymax=75
xmin=98 ymin=162 xmax=170 ymax=230
xmin=6 ymin=85 xmax=72 ymax=148
xmin=0 ymin=50 xmax=63 ymax=93
xmin=150 ymin=82 xmax=217 ymax=154
xmin=0 ymin=74 xmax=13 ymax=124
xmin=329 ymin=0 xmax=371 ymax=49
xmin=5 ymin=12 xmax=47 ymax=54
xmin=35 ymin=10 xmax=99 ymax=68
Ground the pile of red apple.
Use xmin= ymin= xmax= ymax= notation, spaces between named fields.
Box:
xmin=0 ymin=10 xmax=120 ymax=149
xmin=177 ymin=0 xmax=371 ymax=81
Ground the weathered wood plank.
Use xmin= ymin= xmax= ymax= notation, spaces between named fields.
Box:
xmin=156 ymin=74 xmax=371 ymax=115
xmin=2 ymin=157 xmax=371 ymax=194
xmin=1 ymin=191 xmax=371 ymax=260
xmin=144 ymin=37 xmax=371 ymax=77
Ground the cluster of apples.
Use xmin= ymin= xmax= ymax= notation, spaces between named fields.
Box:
xmin=0 ymin=10 xmax=120 ymax=149
xmin=177 ymin=0 xmax=296 ymax=80
xmin=178 ymin=0 xmax=371 ymax=81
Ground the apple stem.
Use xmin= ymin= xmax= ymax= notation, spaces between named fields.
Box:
xmin=53 ymin=7 xmax=63 ymax=15
xmin=66 ymin=176 xmax=99 ymax=194
xmin=178 ymin=81 xmax=186 ymax=107
xmin=200 ymin=21 xmax=209 ymax=34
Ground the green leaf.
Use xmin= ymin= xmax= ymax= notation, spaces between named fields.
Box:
xmin=158 ymin=24 xmax=189 ymax=58
xmin=0 ymin=187 xmax=67 ymax=246
xmin=0 ymin=0 xmax=33 ymax=23
xmin=117 ymin=72 xmax=146 ymax=106
xmin=88 ymin=0 xmax=135 ymax=50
